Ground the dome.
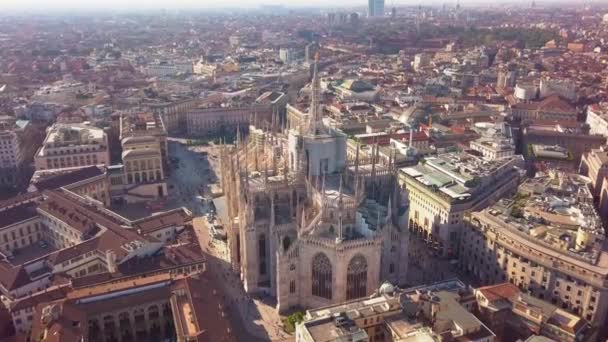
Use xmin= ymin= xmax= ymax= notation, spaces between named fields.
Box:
xmin=379 ymin=282 xmax=395 ymax=295
xmin=603 ymin=14 xmax=608 ymax=23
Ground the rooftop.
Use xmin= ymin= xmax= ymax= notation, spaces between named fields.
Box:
xmin=32 ymin=166 xmax=105 ymax=191
xmin=0 ymin=202 xmax=38 ymax=230
xmin=44 ymin=123 xmax=105 ymax=147
xmin=473 ymin=170 xmax=606 ymax=265
xmin=400 ymin=151 xmax=523 ymax=201
xmin=120 ymin=111 xmax=167 ymax=139
xmin=477 ymin=283 xmax=587 ymax=336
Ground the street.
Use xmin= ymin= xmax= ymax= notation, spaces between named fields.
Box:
xmin=406 ymin=234 xmax=479 ymax=288
xmin=168 ymin=141 xmax=292 ymax=341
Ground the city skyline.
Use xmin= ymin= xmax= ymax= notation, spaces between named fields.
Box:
xmin=0 ymin=0 xmax=580 ymax=11
xmin=1 ymin=2 xmax=608 ymax=342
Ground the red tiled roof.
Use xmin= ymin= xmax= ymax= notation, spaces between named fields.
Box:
xmin=33 ymin=166 xmax=104 ymax=191
xmin=0 ymin=262 xmax=32 ymax=291
xmin=0 ymin=203 xmax=38 ymax=230
xmin=514 ymin=95 xmax=576 ymax=114
xmin=537 ymin=95 xmax=576 ymax=113
xmin=132 ymin=208 xmax=192 ymax=234
xmin=476 ymin=283 xmax=520 ymax=302
xmin=10 ymin=285 xmax=72 ymax=312
xmin=0 ymin=192 xmax=41 ymax=211
xmin=182 ymin=275 xmax=237 ymax=342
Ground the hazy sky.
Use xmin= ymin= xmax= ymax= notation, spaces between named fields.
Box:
xmin=3 ymin=0 xmax=368 ymax=10
xmin=0 ymin=0 xmax=540 ymax=11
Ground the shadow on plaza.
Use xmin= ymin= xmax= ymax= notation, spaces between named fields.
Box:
xmin=202 ymin=250 xmax=271 ymax=342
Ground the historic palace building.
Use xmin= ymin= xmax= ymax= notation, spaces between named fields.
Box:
xmin=219 ymin=56 xmax=409 ymax=313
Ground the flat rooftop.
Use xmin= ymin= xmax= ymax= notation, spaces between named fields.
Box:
xmin=400 ymin=151 xmax=522 ymax=201
xmin=478 ymin=171 xmax=605 ymax=265
xmin=308 ymin=293 xmax=401 ymax=321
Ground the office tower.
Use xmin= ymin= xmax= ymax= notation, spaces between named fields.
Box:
xmin=368 ymin=0 xmax=385 ymax=17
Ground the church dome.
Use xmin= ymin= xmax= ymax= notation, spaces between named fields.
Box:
xmin=603 ymin=13 xmax=608 ymax=23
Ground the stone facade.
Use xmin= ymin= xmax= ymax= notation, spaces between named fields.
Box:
xmin=220 ymin=59 xmax=409 ymax=313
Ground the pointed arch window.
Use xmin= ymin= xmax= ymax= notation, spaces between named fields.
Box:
xmin=346 ymin=254 xmax=368 ymax=300
xmin=312 ymin=253 xmax=332 ymax=299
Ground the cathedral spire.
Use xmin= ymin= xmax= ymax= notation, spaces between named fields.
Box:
xmin=338 ymin=173 xmax=344 ymax=206
xmin=354 ymin=142 xmax=360 ymax=175
xmin=337 ymin=174 xmax=344 ymax=243
xmin=236 ymin=124 xmax=241 ymax=148
xmin=386 ymin=197 xmax=392 ymax=225
xmin=283 ymin=155 xmax=289 ymax=185
xmin=270 ymin=194 xmax=275 ymax=227
xmin=309 ymin=51 xmax=322 ymax=136
xmin=264 ymin=154 xmax=269 ymax=184
xmin=322 ymin=173 xmax=326 ymax=195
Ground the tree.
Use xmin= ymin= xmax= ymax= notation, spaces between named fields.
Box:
xmin=283 ymin=311 xmax=305 ymax=333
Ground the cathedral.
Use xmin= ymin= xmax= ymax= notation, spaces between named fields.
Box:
xmin=219 ymin=55 xmax=409 ymax=313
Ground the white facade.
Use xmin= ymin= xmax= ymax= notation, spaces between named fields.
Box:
xmin=514 ymin=83 xmax=537 ymax=102
xmin=0 ymin=130 xmax=23 ymax=169
xmin=34 ymin=123 xmax=109 ymax=171
xmin=141 ymin=63 xmax=193 ymax=77
xmin=413 ymin=53 xmax=430 ymax=72
xmin=470 ymin=138 xmax=515 ymax=161
xmin=586 ymin=105 xmax=608 ymax=138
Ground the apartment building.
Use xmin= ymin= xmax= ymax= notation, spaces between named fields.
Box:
xmin=119 ymin=112 xmax=168 ymax=202
xmin=0 ymin=189 xmax=196 ymax=337
xmin=475 ymin=283 xmax=594 ymax=342
xmin=297 ymin=279 xmax=496 ymax=342
xmin=0 ymin=116 xmax=38 ymax=187
xmin=469 ymin=122 xmax=515 ymax=161
xmin=511 ymin=95 xmax=578 ymax=122
xmin=185 ymin=92 xmax=286 ymax=137
xmin=140 ymin=62 xmax=193 ymax=77
xmin=23 ymin=270 xmax=234 ymax=342
xmin=34 ymin=123 xmax=110 ymax=171
xmin=28 ymin=166 xmax=110 ymax=206
xmin=586 ymin=103 xmax=608 ymax=138
xmin=399 ymin=151 xmax=524 ymax=257
xmin=0 ymin=202 xmax=43 ymax=257
xmin=145 ymin=96 xmax=200 ymax=134
xmin=459 ymin=171 xmax=608 ymax=329
xmin=579 ymin=147 xmax=608 ymax=200
xmin=521 ymin=122 xmax=605 ymax=164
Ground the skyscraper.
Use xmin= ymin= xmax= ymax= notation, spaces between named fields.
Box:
xmin=368 ymin=0 xmax=385 ymax=17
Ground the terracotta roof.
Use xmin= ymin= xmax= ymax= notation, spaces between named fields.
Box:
xmin=0 ymin=262 xmax=32 ymax=292
xmin=30 ymin=300 xmax=87 ymax=342
xmin=36 ymin=190 xmax=154 ymax=267
xmin=10 ymin=285 xmax=72 ymax=312
xmin=513 ymin=95 xmax=576 ymax=114
xmin=0 ymin=192 xmax=41 ymax=211
xmin=46 ymin=238 xmax=101 ymax=265
xmin=77 ymin=286 xmax=171 ymax=314
xmin=132 ymin=208 xmax=192 ymax=234
xmin=476 ymin=283 xmax=520 ymax=302
xmin=37 ymin=194 xmax=100 ymax=235
xmin=537 ymin=95 xmax=576 ymax=113
xmin=33 ymin=166 xmax=104 ymax=191
xmin=182 ymin=275 xmax=237 ymax=342
xmin=0 ymin=203 xmax=38 ymax=230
